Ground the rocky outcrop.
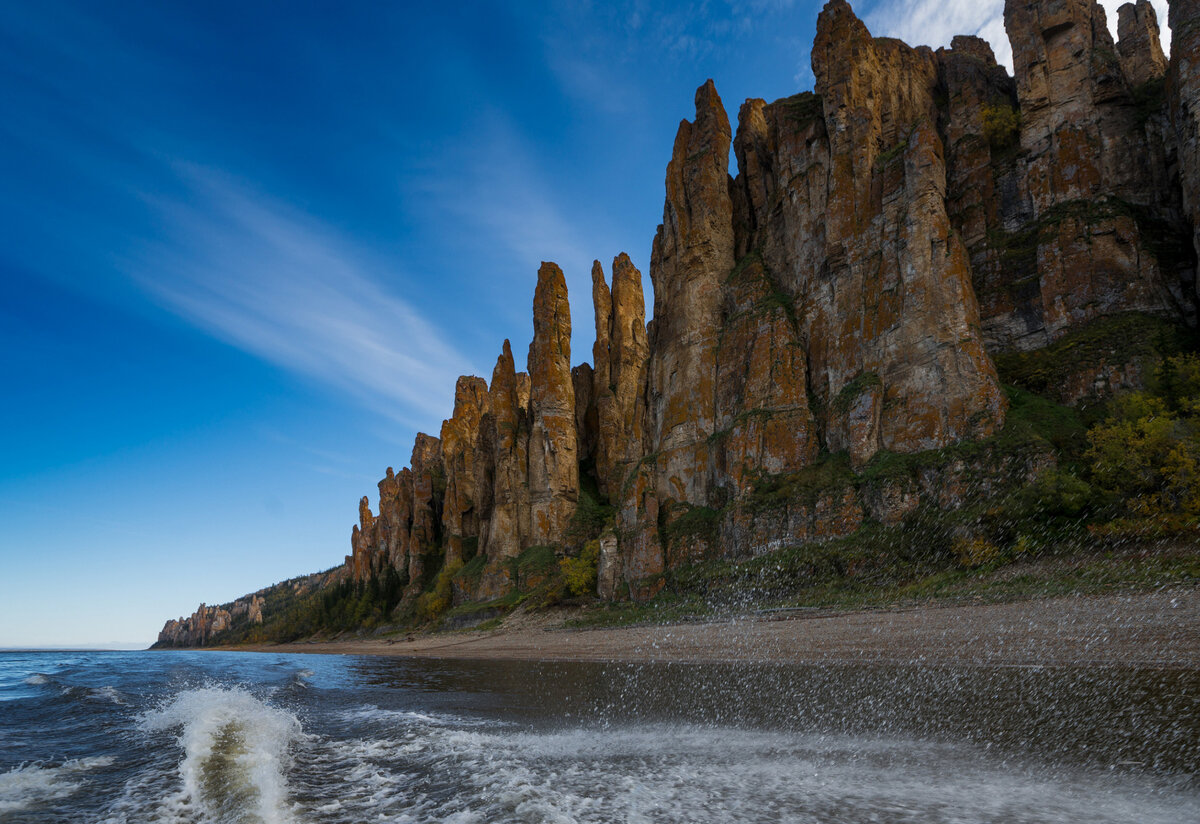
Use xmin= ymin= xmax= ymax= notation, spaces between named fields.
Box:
xmin=482 ymin=340 xmax=529 ymax=562
xmin=348 ymin=496 xmax=380 ymax=582
xmin=936 ymin=36 xmax=1027 ymax=351
xmin=611 ymin=81 xmax=735 ymax=593
xmin=645 ymin=80 xmax=734 ymax=507
xmin=161 ymin=0 xmax=1200 ymax=637
xmin=327 ymin=0 xmax=1195 ymax=604
xmin=156 ymin=604 xmax=232 ymax=648
xmin=591 ymin=254 xmax=649 ymax=500
xmin=988 ymin=0 xmax=1190 ymax=347
xmin=1171 ymin=0 xmax=1200 ymax=293
xmin=405 ymin=433 xmax=443 ymax=594
xmin=527 ymin=262 xmax=578 ymax=544
xmin=376 ymin=466 xmax=413 ymax=571
xmin=807 ymin=1 xmax=1006 ymax=460
xmin=154 ymin=572 xmax=335 ymax=648
xmin=1119 ymin=0 xmax=1169 ymax=86
xmin=713 ymin=242 xmax=817 ymax=486
xmin=440 ymin=377 xmax=490 ymax=564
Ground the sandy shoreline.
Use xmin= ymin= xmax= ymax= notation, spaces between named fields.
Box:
xmin=201 ymin=588 xmax=1200 ymax=668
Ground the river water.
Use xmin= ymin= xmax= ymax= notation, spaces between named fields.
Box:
xmin=0 ymin=649 xmax=1197 ymax=822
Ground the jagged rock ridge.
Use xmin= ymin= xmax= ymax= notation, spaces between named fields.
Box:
xmin=160 ymin=0 xmax=1198 ymax=638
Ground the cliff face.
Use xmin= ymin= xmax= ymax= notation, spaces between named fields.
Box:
xmin=161 ymin=0 xmax=1200 ymax=641
xmin=527 ymin=263 xmax=579 ymax=545
xmin=954 ymin=3 xmax=1186 ymax=368
xmin=592 ymin=254 xmax=649 ymax=501
xmin=808 ymin=2 xmax=1005 ymax=459
xmin=1172 ymin=0 xmax=1200 ymax=286
xmin=441 ymin=376 xmax=490 ymax=565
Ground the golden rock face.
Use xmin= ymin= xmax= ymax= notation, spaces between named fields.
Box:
xmin=322 ymin=0 xmax=1199 ymax=608
xmin=527 ymin=262 xmax=579 ymax=547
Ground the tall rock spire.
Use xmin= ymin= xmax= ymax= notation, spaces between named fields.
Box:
xmin=808 ymin=0 xmax=1005 ymax=458
xmin=483 ymin=339 xmax=529 ymax=566
xmin=645 ymin=79 xmax=734 ymax=506
xmin=591 ymin=260 xmax=612 ymax=395
xmin=1118 ymin=0 xmax=1169 ymax=86
xmin=592 ymin=253 xmax=648 ymax=500
xmin=404 ymin=433 xmax=443 ymax=596
xmin=995 ymin=0 xmax=1189 ymax=342
xmin=440 ymin=376 xmax=490 ymax=564
xmin=527 ymin=262 xmax=579 ymax=544
xmin=1170 ymin=0 xmax=1200 ymax=298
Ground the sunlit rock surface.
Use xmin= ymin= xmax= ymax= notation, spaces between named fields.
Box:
xmin=161 ymin=0 xmax=1200 ymax=633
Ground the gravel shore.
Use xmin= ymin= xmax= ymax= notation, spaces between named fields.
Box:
xmin=218 ymin=588 xmax=1200 ymax=668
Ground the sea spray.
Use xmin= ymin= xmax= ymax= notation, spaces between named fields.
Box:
xmin=142 ymin=686 xmax=301 ymax=824
xmin=0 ymin=757 xmax=115 ymax=815
xmin=3 ymin=651 xmax=1198 ymax=823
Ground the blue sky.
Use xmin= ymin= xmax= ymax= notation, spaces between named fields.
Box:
xmin=0 ymin=0 xmax=1165 ymax=647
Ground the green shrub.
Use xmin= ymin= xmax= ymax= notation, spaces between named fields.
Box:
xmin=560 ymin=540 xmax=600 ymax=596
xmin=456 ymin=553 xmax=487 ymax=582
xmin=415 ymin=558 xmax=463 ymax=623
xmin=1013 ymin=469 xmax=1096 ymax=519
xmin=953 ymin=536 xmax=1003 ymax=568
xmin=744 ymin=452 xmax=856 ymax=513
xmin=1083 ymin=354 xmax=1200 ymax=531
xmin=660 ymin=503 xmax=723 ymax=545
xmin=777 ymin=91 xmax=823 ymax=127
xmin=832 ymin=372 xmax=881 ymax=415
xmin=1162 ymin=353 xmax=1200 ymax=416
xmin=507 ymin=545 xmax=558 ymax=591
xmin=565 ymin=483 xmax=614 ymax=547
xmin=1130 ymin=77 xmax=1166 ymax=126
xmin=981 ymin=102 xmax=1020 ymax=150
xmin=993 ymin=313 xmax=1188 ymax=405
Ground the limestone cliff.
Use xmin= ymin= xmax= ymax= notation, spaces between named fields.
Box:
xmin=527 ymin=262 xmax=579 ymax=545
xmin=1172 ymin=0 xmax=1200 ymax=289
xmin=159 ymin=0 xmax=1200 ymax=643
xmin=153 ymin=571 xmax=335 ymax=648
xmin=974 ymin=0 xmax=1192 ymax=353
xmin=591 ymin=254 xmax=649 ymax=501
xmin=441 ymin=376 xmax=490 ymax=564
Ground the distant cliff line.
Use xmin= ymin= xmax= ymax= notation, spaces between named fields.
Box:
xmin=157 ymin=0 xmax=1200 ymax=648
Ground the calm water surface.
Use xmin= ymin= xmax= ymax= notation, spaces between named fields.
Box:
xmin=0 ymin=649 xmax=1197 ymax=822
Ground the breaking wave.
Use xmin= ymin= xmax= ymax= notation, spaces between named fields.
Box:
xmin=141 ymin=687 xmax=301 ymax=824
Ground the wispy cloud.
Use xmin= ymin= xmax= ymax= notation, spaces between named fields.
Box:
xmin=410 ymin=110 xmax=603 ymax=356
xmin=434 ymin=115 xmax=593 ymax=269
xmin=124 ymin=165 xmax=470 ymax=427
xmin=863 ymin=0 xmax=1171 ymax=73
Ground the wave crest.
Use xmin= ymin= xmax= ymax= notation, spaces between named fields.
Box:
xmin=142 ymin=686 xmax=301 ymax=824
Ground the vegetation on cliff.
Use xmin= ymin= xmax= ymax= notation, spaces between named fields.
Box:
xmin=162 ymin=347 xmax=1199 ymax=646
xmin=157 ymin=0 xmax=1200 ymax=649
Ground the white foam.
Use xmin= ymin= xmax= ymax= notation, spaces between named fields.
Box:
xmin=142 ymin=686 xmax=301 ymax=824
xmin=87 ymin=685 xmax=127 ymax=705
xmin=22 ymin=674 xmax=48 ymax=685
xmin=338 ymin=705 xmax=496 ymax=728
xmin=0 ymin=756 xmax=114 ymax=814
xmin=304 ymin=719 xmax=1200 ymax=824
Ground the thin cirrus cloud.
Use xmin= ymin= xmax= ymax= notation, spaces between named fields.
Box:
xmin=410 ymin=110 xmax=606 ymax=349
xmin=125 ymin=165 xmax=471 ymax=427
xmin=419 ymin=113 xmax=593 ymax=270
xmin=864 ymin=0 xmax=1172 ymax=72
